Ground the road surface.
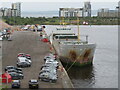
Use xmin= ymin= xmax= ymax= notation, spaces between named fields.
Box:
xmin=2 ymin=31 xmax=63 ymax=88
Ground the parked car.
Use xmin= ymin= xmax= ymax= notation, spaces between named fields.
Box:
xmin=9 ymin=72 xmax=24 ymax=80
xmin=45 ymin=60 xmax=59 ymax=69
xmin=17 ymin=53 xmax=31 ymax=59
xmin=46 ymin=59 xmax=58 ymax=64
xmin=5 ymin=66 xmax=22 ymax=72
xmin=17 ymin=61 xmax=31 ymax=68
xmin=29 ymin=79 xmax=39 ymax=89
xmin=44 ymin=63 xmax=58 ymax=69
xmin=38 ymin=71 xmax=50 ymax=82
xmin=38 ymin=71 xmax=57 ymax=83
xmin=41 ymin=67 xmax=57 ymax=74
xmin=7 ymin=37 xmax=12 ymax=41
xmin=7 ymin=69 xmax=23 ymax=74
xmin=11 ymin=80 xmax=21 ymax=88
xmin=49 ymin=73 xmax=57 ymax=83
xmin=40 ymin=65 xmax=49 ymax=70
xmin=17 ymin=57 xmax=32 ymax=64
xmin=39 ymin=70 xmax=50 ymax=76
xmin=44 ymin=55 xmax=56 ymax=62
xmin=0 ymin=32 xmax=3 ymax=41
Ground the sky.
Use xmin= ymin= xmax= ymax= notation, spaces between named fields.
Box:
xmin=0 ymin=0 xmax=120 ymax=2
xmin=1 ymin=1 xmax=119 ymax=12
xmin=0 ymin=0 xmax=119 ymax=17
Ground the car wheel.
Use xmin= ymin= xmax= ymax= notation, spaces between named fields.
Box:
xmin=40 ymin=79 xmax=43 ymax=81
xmin=49 ymin=80 xmax=52 ymax=83
xmin=36 ymin=86 xmax=39 ymax=89
xmin=21 ymin=76 xmax=23 ymax=79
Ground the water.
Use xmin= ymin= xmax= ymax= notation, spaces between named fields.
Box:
xmin=22 ymin=11 xmax=59 ymax=17
xmin=45 ymin=25 xmax=118 ymax=88
xmin=21 ymin=10 xmax=98 ymax=17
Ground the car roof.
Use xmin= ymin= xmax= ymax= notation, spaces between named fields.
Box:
xmin=18 ymin=53 xmax=25 ymax=55
xmin=9 ymin=72 xmax=18 ymax=74
xmin=30 ymin=79 xmax=38 ymax=82
xmin=18 ymin=56 xmax=26 ymax=59
xmin=18 ymin=57 xmax=27 ymax=62
xmin=7 ymin=69 xmax=17 ymax=71
xmin=6 ymin=66 xmax=15 ymax=68
xmin=12 ymin=80 xmax=20 ymax=83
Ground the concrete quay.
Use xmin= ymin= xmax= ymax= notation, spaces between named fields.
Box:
xmin=1 ymin=31 xmax=74 ymax=89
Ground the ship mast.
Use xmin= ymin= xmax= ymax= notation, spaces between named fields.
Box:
xmin=77 ymin=12 xmax=80 ymax=42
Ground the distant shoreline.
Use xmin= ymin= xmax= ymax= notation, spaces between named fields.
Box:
xmin=21 ymin=10 xmax=98 ymax=17
xmin=2 ymin=16 xmax=119 ymax=25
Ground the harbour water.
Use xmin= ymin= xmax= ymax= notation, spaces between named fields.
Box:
xmin=45 ymin=25 xmax=118 ymax=88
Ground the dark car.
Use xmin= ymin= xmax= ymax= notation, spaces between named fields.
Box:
xmin=17 ymin=61 xmax=31 ymax=68
xmin=5 ymin=66 xmax=22 ymax=72
xmin=7 ymin=69 xmax=23 ymax=74
xmin=11 ymin=80 xmax=21 ymax=88
xmin=9 ymin=72 xmax=24 ymax=80
xmin=29 ymin=79 xmax=39 ymax=89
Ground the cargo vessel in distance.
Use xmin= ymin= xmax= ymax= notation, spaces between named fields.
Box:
xmin=49 ymin=22 xmax=96 ymax=67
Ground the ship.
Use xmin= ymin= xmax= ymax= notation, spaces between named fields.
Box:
xmin=49 ymin=19 xmax=96 ymax=67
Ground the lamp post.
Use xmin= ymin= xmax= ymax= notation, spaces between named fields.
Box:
xmin=77 ymin=12 xmax=80 ymax=42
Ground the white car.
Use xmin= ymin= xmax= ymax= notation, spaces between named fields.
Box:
xmin=45 ymin=59 xmax=58 ymax=65
xmin=17 ymin=57 xmax=32 ymax=64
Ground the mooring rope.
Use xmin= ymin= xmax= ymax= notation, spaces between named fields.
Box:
xmin=66 ymin=59 xmax=77 ymax=72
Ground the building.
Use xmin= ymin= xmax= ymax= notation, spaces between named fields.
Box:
xmin=1 ymin=8 xmax=12 ymax=17
xmin=59 ymin=1 xmax=91 ymax=17
xmin=118 ymin=1 xmax=120 ymax=12
xmin=83 ymin=1 xmax=91 ymax=17
xmin=59 ymin=8 xmax=83 ymax=17
xmin=97 ymin=8 xmax=119 ymax=17
xmin=12 ymin=2 xmax=21 ymax=17
xmin=0 ymin=2 xmax=21 ymax=17
xmin=11 ymin=9 xmax=17 ymax=17
xmin=0 ymin=8 xmax=4 ymax=17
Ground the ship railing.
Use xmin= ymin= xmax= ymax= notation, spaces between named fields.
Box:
xmin=59 ymin=40 xmax=88 ymax=45
xmin=56 ymin=35 xmax=88 ymax=44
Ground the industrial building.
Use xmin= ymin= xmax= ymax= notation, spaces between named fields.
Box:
xmin=59 ymin=1 xmax=91 ymax=17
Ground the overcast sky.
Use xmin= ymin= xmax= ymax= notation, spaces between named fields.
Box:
xmin=1 ymin=0 xmax=119 ymax=12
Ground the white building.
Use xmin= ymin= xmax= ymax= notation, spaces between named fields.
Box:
xmin=12 ymin=2 xmax=21 ymax=17
xmin=11 ymin=9 xmax=17 ymax=17
xmin=0 ymin=8 xmax=4 ymax=17
xmin=59 ymin=1 xmax=91 ymax=17
xmin=59 ymin=8 xmax=83 ymax=17
xmin=3 ymin=8 xmax=12 ymax=17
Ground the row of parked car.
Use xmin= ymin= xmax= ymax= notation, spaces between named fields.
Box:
xmin=0 ymin=28 xmax=11 ymax=41
xmin=5 ymin=65 xmax=24 ymax=80
xmin=11 ymin=79 xmax=39 ymax=89
xmin=4 ymin=53 xmax=38 ymax=89
xmin=38 ymin=53 xmax=59 ymax=83
xmin=4 ymin=53 xmax=32 ymax=80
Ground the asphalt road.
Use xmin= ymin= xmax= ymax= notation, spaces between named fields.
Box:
xmin=2 ymin=31 xmax=63 ymax=88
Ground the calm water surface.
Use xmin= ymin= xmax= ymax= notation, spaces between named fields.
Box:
xmin=45 ymin=25 xmax=118 ymax=88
